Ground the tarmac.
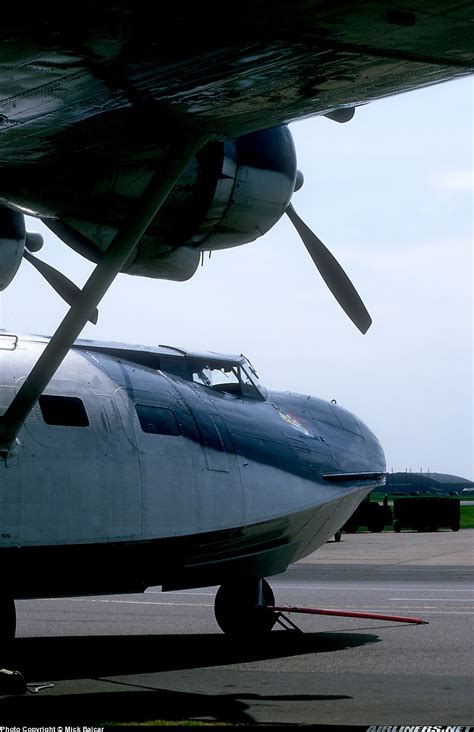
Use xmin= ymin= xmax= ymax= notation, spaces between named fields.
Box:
xmin=303 ymin=529 xmax=473 ymax=565
xmin=1 ymin=529 xmax=473 ymax=726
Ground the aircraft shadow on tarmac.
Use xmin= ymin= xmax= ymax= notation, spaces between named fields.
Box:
xmin=8 ymin=630 xmax=380 ymax=678
xmin=0 ymin=687 xmax=352 ymax=726
xmin=0 ymin=632 xmax=380 ymax=724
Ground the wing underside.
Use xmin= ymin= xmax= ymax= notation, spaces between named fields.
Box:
xmin=0 ymin=2 xmax=472 ymax=169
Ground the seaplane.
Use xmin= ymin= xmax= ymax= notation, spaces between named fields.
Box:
xmin=3 ymin=4 xmax=464 ymax=647
xmin=1 ymin=327 xmax=431 ymax=646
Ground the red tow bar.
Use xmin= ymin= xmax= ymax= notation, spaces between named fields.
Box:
xmin=270 ymin=605 xmax=428 ymax=625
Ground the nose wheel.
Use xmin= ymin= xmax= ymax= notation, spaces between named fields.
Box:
xmin=214 ymin=578 xmax=276 ymax=635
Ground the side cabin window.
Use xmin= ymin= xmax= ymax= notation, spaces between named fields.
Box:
xmin=135 ymin=404 xmax=181 ymax=436
xmin=39 ymin=395 xmax=89 ymax=427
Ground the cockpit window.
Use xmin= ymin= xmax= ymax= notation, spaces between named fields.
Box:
xmin=192 ymin=366 xmax=213 ymax=388
xmin=190 ymin=358 xmax=266 ymax=399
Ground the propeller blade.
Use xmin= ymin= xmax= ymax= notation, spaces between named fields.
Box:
xmin=23 ymin=251 xmax=98 ymax=325
xmin=286 ymin=204 xmax=372 ymax=334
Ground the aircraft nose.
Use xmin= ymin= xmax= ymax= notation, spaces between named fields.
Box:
xmin=328 ymin=401 xmax=386 ymax=471
xmin=356 ymin=415 xmax=386 ymax=470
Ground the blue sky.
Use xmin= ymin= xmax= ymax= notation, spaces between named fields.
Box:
xmin=1 ymin=76 xmax=472 ymax=479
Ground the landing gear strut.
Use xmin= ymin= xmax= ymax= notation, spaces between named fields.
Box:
xmin=214 ymin=578 xmax=277 ymax=635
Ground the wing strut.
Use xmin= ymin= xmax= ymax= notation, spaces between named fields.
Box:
xmin=0 ymin=133 xmax=211 ymax=456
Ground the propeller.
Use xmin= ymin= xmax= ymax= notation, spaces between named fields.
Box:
xmin=0 ymin=206 xmax=98 ymax=325
xmin=286 ymin=174 xmax=372 ymax=334
xmin=23 ymin=242 xmax=98 ymax=325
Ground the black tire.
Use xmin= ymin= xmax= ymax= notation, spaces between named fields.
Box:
xmin=368 ymin=521 xmax=384 ymax=533
xmin=334 ymin=531 xmax=342 ymax=542
xmin=368 ymin=504 xmax=385 ymax=533
xmin=394 ymin=521 xmax=402 ymax=533
xmin=215 ymin=578 xmax=276 ymax=636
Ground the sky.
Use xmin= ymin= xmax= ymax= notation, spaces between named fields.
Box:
xmin=1 ymin=76 xmax=472 ymax=480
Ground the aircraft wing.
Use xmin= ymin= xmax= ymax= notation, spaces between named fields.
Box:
xmin=2 ymin=3 xmax=472 ymax=221
xmin=1 ymin=2 xmax=473 ymax=161
xmin=1 ymin=3 xmax=472 ymax=267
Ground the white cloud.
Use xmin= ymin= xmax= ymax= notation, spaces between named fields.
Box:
xmin=431 ymin=170 xmax=473 ymax=193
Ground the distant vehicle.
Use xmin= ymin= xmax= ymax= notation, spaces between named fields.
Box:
xmin=393 ymin=497 xmax=460 ymax=532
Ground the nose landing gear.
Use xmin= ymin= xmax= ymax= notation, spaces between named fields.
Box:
xmin=214 ymin=576 xmax=429 ymax=635
xmin=214 ymin=577 xmax=277 ymax=635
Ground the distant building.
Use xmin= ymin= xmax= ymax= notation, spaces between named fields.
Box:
xmin=385 ymin=472 xmax=474 ymax=495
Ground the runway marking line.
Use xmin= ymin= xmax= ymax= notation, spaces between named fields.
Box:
xmin=35 ymin=598 xmax=214 ymax=607
xmin=271 ymin=585 xmax=474 ymax=592
xmin=146 ymin=591 xmax=214 ymax=596
xmin=406 ymin=610 xmax=474 ymax=615
xmin=30 ymin=598 xmax=474 ymax=615
xmin=390 ymin=597 xmax=474 ymax=602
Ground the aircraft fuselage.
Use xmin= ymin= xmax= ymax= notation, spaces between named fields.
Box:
xmin=0 ymin=333 xmax=385 ymax=601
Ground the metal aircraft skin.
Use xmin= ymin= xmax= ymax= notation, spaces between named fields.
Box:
xmin=0 ymin=331 xmax=385 ymax=638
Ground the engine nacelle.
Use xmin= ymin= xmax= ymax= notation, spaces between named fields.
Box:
xmin=188 ymin=125 xmax=297 ymax=252
xmin=44 ymin=126 xmax=297 ymax=281
xmin=0 ymin=206 xmax=25 ymax=291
